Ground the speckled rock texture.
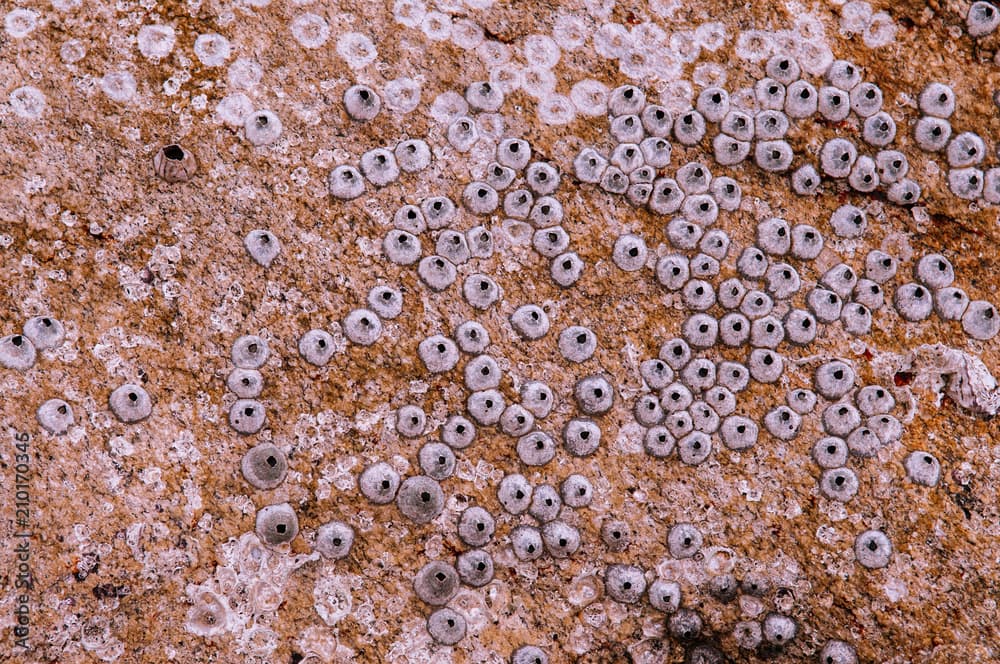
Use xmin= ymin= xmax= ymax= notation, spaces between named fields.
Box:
xmin=2 ymin=1 xmax=1000 ymax=663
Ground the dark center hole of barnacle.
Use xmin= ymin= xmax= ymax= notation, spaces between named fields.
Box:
xmin=163 ymin=144 xmax=185 ymax=160
xmin=733 ymin=321 xmax=743 ymax=331
xmin=624 ymin=88 xmax=635 ymax=99
xmin=867 ymin=540 xmax=878 ymax=552
xmin=625 ymin=149 xmax=635 ymax=159
xmin=931 ymin=127 xmax=942 ymax=137
xmin=800 ymin=88 xmax=810 ymax=99
xmin=780 ymin=411 xmax=790 ymax=421
xmin=970 ymin=174 xmax=980 ymax=185
xmin=266 ymin=455 xmax=277 ymax=467
xmin=655 ymin=109 xmax=665 ymax=120
xmin=914 ymin=286 xmax=925 ymax=298
xmin=768 ymin=85 xmax=778 ymax=95
xmin=527 ymin=544 xmax=536 ymax=552
xmin=863 ymin=174 xmax=872 ymax=183
xmin=485 ymin=399 xmax=494 ymax=408
xmin=530 ymin=311 xmax=539 ymax=321
xmin=276 ymin=523 xmax=286 ymax=533
xmin=255 ymin=115 xmax=269 ymax=129
xmin=244 ymin=407 xmax=256 ymax=417
xmin=380 ymin=479 xmax=390 ymax=489
xmin=698 ymin=324 xmax=708 ymax=333
xmin=375 ymin=154 xmax=387 ymax=165
xmin=406 ymin=144 xmax=416 ymax=153
xmin=358 ymin=89 xmax=370 ymax=101
xmin=865 ymin=89 xmax=875 ymax=99
xmin=399 ymin=236 xmax=410 ymax=246
xmin=736 ymin=425 xmax=746 ymax=434
xmin=683 ymin=114 xmax=693 ymax=125
xmin=671 ymin=392 xmax=680 ymax=401
xmin=710 ymin=93 xmax=721 ymax=104
xmin=562 ymin=260 xmax=572 ymax=270
xmin=938 ymin=93 xmax=948 ymax=103
xmin=699 ymin=202 xmax=709 ymax=212
xmin=477 ymin=188 xmax=487 ymax=198
xmin=594 ymin=389 xmax=604 ymax=398
xmin=480 ymin=366 xmax=490 ymax=376
xmin=248 ymin=343 xmax=259 ymax=354
xmin=832 ymin=95 xmax=842 ymax=105
xmin=419 ymin=491 xmax=432 ymax=503
xmin=361 ymin=316 xmax=372 ymax=326
xmin=317 ymin=339 xmax=326 ymax=349
xmin=541 ymin=205 xmax=551 ymax=215
xmin=433 ymin=201 xmax=443 ymax=211
xmin=127 ymin=391 xmax=138 ymax=403
xmin=332 ymin=537 xmax=342 ymax=547
xmin=736 ymin=118 xmax=746 ymax=127
xmin=435 ymin=343 xmax=446 ymax=353
xmin=770 ymin=150 xmax=781 ymax=160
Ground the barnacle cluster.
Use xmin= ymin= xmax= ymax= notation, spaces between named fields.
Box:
xmin=4 ymin=0 xmax=1000 ymax=662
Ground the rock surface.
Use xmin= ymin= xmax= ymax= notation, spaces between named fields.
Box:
xmin=2 ymin=1 xmax=1000 ymax=662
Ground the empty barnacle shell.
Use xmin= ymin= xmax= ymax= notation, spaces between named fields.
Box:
xmin=153 ymin=144 xmax=197 ymax=183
